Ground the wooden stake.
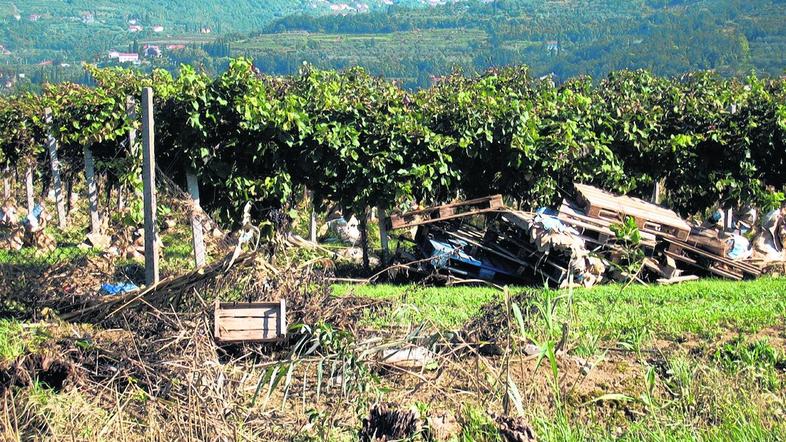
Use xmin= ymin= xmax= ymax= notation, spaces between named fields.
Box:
xmin=45 ymin=108 xmax=67 ymax=228
xmin=141 ymin=88 xmax=159 ymax=285
xmin=25 ymin=166 xmax=34 ymax=215
xmin=377 ymin=204 xmax=389 ymax=264
xmin=83 ymin=145 xmax=100 ymax=234
xmin=186 ymin=169 xmax=206 ymax=268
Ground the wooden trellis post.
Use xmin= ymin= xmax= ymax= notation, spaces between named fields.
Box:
xmin=186 ymin=169 xmax=206 ymax=268
xmin=25 ymin=166 xmax=34 ymax=215
xmin=45 ymin=108 xmax=67 ymax=228
xmin=141 ymin=87 xmax=159 ymax=285
xmin=83 ymin=145 xmax=100 ymax=234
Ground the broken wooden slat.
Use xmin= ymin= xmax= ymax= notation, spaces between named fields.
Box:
xmin=656 ymin=275 xmax=699 ymax=285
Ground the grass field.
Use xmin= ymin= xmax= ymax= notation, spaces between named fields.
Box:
xmin=3 ymin=261 xmax=786 ymax=440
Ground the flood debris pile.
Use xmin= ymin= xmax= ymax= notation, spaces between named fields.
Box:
xmin=0 ymin=199 xmax=56 ymax=252
xmin=387 ymin=183 xmax=785 ymax=287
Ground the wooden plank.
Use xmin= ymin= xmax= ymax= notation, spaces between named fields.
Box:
xmin=657 ymin=275 xmax=699 ymax=285
xmin=185 ymin=169 xmax=206 ymax=268
xmin=390 ymin=207 xmax=502 ymax=230
xmin=141 ymin=88 xmax=159 ymax=286
xmin=389 ymin=195 xmax=503 ymax=229
xmin=216 ymin=307 xmax=279 ymax=317
xmin=45 ymin=108 xmax=67 ymax=229
xmin=83 ymin=145 xmax=101 ymax=234
xmin=217 ymin=317 xmax=279 ymax=331
xmin=25 ymin=166 xmax=34 ymax=215
xmin=217 ymin=329 xmax=280 ymax=342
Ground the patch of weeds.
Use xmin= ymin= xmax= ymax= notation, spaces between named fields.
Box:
xmin=459 ymin=405 xmax=502 ymax=442
xmin=0 ymin=320 xmax=48 ymax=362
xmin=714 ymin=337 xmax=784 ymax=390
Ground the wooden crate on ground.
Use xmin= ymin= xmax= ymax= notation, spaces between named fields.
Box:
xmin=388 ymin=195 xmax=504 ymax=230
xmin=214 ymin=300 xmax=287 ymax=343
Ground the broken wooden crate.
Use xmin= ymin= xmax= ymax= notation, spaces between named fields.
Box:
xmin=214 ymin=300 xmax=287 ymax=343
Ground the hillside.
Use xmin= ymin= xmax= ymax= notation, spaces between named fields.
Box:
xmin=1 ymin=0 xmax=786 ymax=90
xmin=243 ymin=0 xmax=786 ymax=87
xmin=0 ymin=0 xmax=438 ymax=63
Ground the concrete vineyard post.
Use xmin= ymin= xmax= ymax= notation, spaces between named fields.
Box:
xmin=141 ymin=87 xmax=160 ymax=285
xmin=308 ymin=189 xmax=317 ymax=243
xmin=377 ymin=204 xmax=389 ymax=264
xmin=45 ymin=108 xmax=67 ymax=228
xmin=186 ymin=169 xmax=206 ymax=268
xmin=2 ymin=166 xmax=9 ymax=199
xmin=25 ymin=166 xmax=34 ymax=215
xmin=651 ymin=180 xmax=661 ymax=205
xmin=83 ymin=145 xmax=100 ymax=234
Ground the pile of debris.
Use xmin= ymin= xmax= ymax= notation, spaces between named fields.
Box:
xmin=387 ymin=184 xmax=785 ymax=287
xmin=0 ymin=198 xmax=56 ymax=252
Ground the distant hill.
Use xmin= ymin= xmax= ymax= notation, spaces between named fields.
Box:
xmin=0 ymin=0 xmax=442 ymax=62
xmin=243 ymin=0 xmax=786 ymax=87
xmin=1 ymin=0 xmax=785 ymax=90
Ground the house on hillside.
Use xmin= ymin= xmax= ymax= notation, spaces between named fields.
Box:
xmin=81 ymin=12 xmax=95 ymax=24
xmin=153 ymin=25 xmax=164 ymax=33
xmin=0 ymin=45 xmax=11 ymax=56
xmin=128 ymin=24 xmax=143 ymax=32
xmin=166 ymin=44 xmax=186 ymax=50
xmin=545 ymin=40 xmax=560 ymax=53
xmin=109 ymin=51 xmax=140 ymax=64
xmin=38 ymin=60 xmax=53 ymax=66
xmin=144 ymin=45 xmax=161 ymax=58
xmin=29 ymin=14 xmax=42 ymax=22
xmin=200 ymin=27 xmax=212 ymax=34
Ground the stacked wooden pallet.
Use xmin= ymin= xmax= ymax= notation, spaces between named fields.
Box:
xmin=388 ymin=195 xmax=504 ymax=230
xmin=385 ymin=184 xmax=766 ymax=287
xmin=569 ymin=183 xmax=761 ymax=281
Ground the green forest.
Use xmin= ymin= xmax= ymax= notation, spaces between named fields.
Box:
xmin=1 ymin=0 xmax=786 ymax=91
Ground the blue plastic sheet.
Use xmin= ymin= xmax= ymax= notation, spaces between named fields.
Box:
xmin=100 ymin=282 xmax=139 ymax=296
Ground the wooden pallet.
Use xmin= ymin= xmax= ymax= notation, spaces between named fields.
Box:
xmin=388 ymin=195 xmax=504 ymax=230
xmin=557 ymin=200 xmax=657 ymax=247
xmin=574 ymin=183 xmax=691 ymax=240
xmin=661 ymin=236 xmax=760 ymax=280
xmin=214 ymin=300 xmax=287 ymax=343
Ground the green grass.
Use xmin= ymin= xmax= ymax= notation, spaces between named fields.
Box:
xmin=334 ymin=278 xmax=786 ymax=349
xmin=332 ymin=283 xmax=504 ymax=329
xmin=0 ymin=319 xmax=48 ymax=362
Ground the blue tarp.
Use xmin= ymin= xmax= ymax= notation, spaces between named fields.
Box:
xmin=100 ymin=282 xmax=139 ymax=296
